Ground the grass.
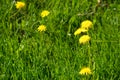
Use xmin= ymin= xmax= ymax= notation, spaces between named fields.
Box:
xmin=0 ymin=0 xmax=120 ymax=80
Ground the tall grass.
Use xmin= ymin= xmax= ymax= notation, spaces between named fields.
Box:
xmin=0 ymin=0 xmax=120 ymax=80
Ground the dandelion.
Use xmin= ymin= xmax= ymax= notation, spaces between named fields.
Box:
xmin=79 ymin=67 xmax=92 ymax=75
xmin=79 ymin=35 xmax=90 ymax=44
xmin=74 ymin=28 xmax=88 ymax=36
xmin=41 ymin=10 xmax=50 ymax=18
xmin=81 ymin=20 xmax=93 ymax=29
xmin=15 ymin=1 xmax=25 ymax=9
xmin=38 ymin=25 xmax=46 ymax=32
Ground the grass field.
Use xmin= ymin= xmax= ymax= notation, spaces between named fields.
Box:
xmin=0 ymin=0 xmax=120 ymax=80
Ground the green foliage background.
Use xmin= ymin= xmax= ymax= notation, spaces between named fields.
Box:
xmin=0 ymin=0 xmax=120 ymax=80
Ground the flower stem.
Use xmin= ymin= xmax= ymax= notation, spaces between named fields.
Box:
xmin=88 ymin=43 xmax=91 ymax=67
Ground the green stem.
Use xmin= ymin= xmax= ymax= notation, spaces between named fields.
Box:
xmin=88 ymin=43 xmax=91 ymax=68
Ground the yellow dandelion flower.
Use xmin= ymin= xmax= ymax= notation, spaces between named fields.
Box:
xmin=15 ymin=1 xmax=25 ymax=9
xmin=79 ymin=35 xmax=90 ymax=44
xmin=38 ymin=25 xmax=46 ymax=32
xmin=81 ymin=20 xmax=93 ymax=29
xmin=74 ymin=28 xmax=88 ymax=36
xmin=41 ymin=10 xmax=50 ymax=18
xmin=79 ymin=67 xmax=92 ymax=75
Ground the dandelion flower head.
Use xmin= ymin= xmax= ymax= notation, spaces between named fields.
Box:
xmin=41 ymin=10 xmax=50 ymax=18
xmin=79 ymin=67 xmax=92 ymax=75
xmin=38 ymin=25 xmax=46 ymax=32
xmin=79 ymin=35 xmax=90 ymax=44
xmin=74 ymin=28 xmax=88 ymax=36
xmin=15 ymin=1 xmax=25 ymax=9
xmin=81 ymin=20 xmax=93 ymax=29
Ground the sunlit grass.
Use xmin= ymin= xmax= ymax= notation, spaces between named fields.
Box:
xmin=0 ymin=0 xmax=120 ymax=80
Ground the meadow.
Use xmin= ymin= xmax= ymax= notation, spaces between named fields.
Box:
xmin=0 ymin=0 xmax=120 ymax=80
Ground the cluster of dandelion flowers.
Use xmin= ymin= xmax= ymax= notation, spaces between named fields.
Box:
xmin=15 ymin=1 xmax=25 ymax=9
xmin=81 ymin=20 xmax=93 ymax=30
xmin=79 ymin=35 xmax=91 ymax=44
xmin=74 ymin=28 xmax=88 ymax=36
xmin=41 ymin=10 xmax=50 ymax=18
xmin=38 ymin=25 xmax=46 ymax=32
xmin=79 ymin=67 xmax=92 ymax=75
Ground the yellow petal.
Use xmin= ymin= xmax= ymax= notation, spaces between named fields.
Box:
xmin=79 ymin=35 xmax=90 ymax=44
xmin=38 ymin=25 xmax=46 ymax=32
xmin=15 ymin=1 xmax=25 ymax=9
xmin=41 ymin=10 xmax=50 ymax=18
xmin=79 ymin=67 xmax=92 ymax=75
xmin=74 ymin=28 xmax=88 ymax=36
xmin=81 ymin=20 xmax=93 ymax=29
